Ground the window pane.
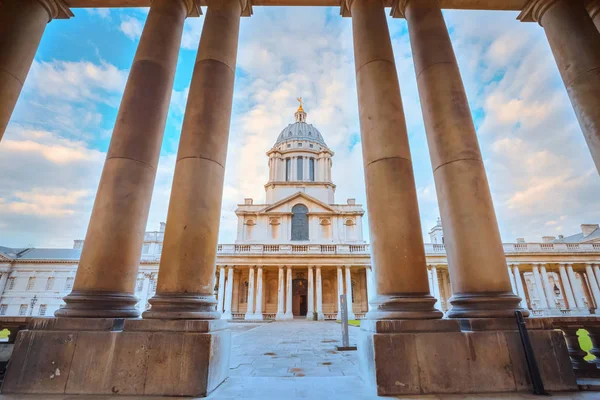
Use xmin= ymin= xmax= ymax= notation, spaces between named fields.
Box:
xmin=297 ymin=157 xmax=303 ymax=180
xmin=291 ymin=204 xmax=309 ymax=241
xmin=309 ymin=158 xmax=315 ymax=181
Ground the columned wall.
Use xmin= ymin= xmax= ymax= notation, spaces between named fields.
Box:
xmin=213 ymin=265 xmax=369 ymax=320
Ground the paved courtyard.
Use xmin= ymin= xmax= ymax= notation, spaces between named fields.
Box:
xmin=0 ymin=320 xmax=598 ymax=399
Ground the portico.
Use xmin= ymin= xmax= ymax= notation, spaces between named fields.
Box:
xmin=0 ymin=0 xmax=598 ymax=397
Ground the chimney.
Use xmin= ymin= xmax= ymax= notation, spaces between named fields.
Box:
xmin=73 ymin=240 xmax=84 ymax=249
xmin=558 ymin=235 xmax=564 ymax=240
xmin=516 ymin=238 xmax=525 ymax=243
xmin=581 ymin=224 xmax=599 ymax=237
xmin=244 ymin=198 xmax=253 ymax=205
xmin=347 ymin=198 xmax=356 ymax=205
xmin=160 ymin=222 xmax=166 ymax=232
xmin=542 ymin=236 xmax=556 ymax=243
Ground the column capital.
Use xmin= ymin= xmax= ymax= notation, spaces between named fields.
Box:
xmin=36 ymin=0 xmax=73 ymax=21
xmin=341 ymin=0 xmax=386 ymax=18
xmin=181 ymin=0 xmax=202 ymax=17
xmin=517 ymin=0 xmax=560 ymax=25
xmin=205 ymin=0 xmax=252 ymax=16
xmin=588 ymin=0 xmax=600 ymax=20
xmin=390 ymin=0 xmax=409 ymax=18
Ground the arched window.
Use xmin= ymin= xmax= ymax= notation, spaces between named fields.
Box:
xmin=291 ymin=204 xmax=309 ymax=241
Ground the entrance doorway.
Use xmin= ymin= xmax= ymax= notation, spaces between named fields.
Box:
xmin=292 ymin=278 xmax=308 ymax=316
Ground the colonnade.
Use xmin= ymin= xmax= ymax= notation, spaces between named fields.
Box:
xmin=216 ymin=265 xmax=362 ymax=320
xmin=0 ymin=0 xmax=599 ymax=323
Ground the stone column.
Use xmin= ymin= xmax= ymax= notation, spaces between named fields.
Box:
xmin=276 ymin=266 xmax=285 ymax=320
xmin=336 ymin=266 xmax=344 ymax=319
xmin=222 ymin=266 xmax=234 ymax=320
xmin=585 ymin=264 xmax=600 ymax=309
xmin=253 ymin=266 xmax=264 ymax=320
xmin=508 ymin=267 xmax=517 ymax=295
xmin=540 ymin=264 xmax=558 ymax=311
xmin=244 ymin=267 xmax=255 ymax=320
xmin=57 ymin=0 xmax=189 ymax=318
xmin=315 ymin=266 xmax=324 ymax=320
xmin=567 ymin=264 xmax=586 ymax=309
xmin=589 ymin=0 xmax=600 ymax=31
xmin=430 ymin=266 xmax=441 ymax=309
xmin=532 ymin=264 xmax=549 ymax=309
xmin=144 ymin=0 xmax=241 ymax=319
xmin=512 ymin=265 xmax=529 ymax=310
xmin=594 ymin=264 xmax=600 ymax=291
xmin=365 ymin=267 xmax=375 ymax=312
xmin=519 ymin=0 xmax=600 ymax=174
xmin=285 ymin=266 xmax=293 ymax=319
xmin=344 ymin=265 xmax=356 ymax=320
xmin=217 ymin=265 xmax=226 ymax=313
xmin=0 ymin=0 xmax=72 ymax=141
xmin=349 ymin=0 xmax=440 ymax=320
xmin=559 ymin=263 xmax=578 ymax=311
xmin=404 ymin=0 xmax=521 ymax=318
xmin=306 ymin=266 xmax=314 ymax=320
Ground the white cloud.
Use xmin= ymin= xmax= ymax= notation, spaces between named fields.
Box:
xmin=86 ymin=8 xmax=110 ymax=19
xmin=120 ymin=16 xmax=144 ymax=40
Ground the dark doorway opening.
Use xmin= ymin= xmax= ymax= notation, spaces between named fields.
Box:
xmin=292 ymin=278 xmax=308 ymax=316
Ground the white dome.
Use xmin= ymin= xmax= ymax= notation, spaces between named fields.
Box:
xmin=274 ymin=106 xmax=327 ymax=147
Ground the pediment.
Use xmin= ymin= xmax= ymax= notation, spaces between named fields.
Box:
xmin=260 ymin=192 xmax=335 ymax=214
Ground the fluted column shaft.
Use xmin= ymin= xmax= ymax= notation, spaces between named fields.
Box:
xmin=306 ymin=266 xmax=314 ymax=319
xmin=245 ymin=267 xmax=255 ymax=319
xmin=512 ymin=265 xmax=528 ymax=309
xmin=144 ymin=0 xmax=241 ymax=319
xmin=567 ymin=265 xmax=586 ymax=309
xmin=57 ymin=0 xmax=187 ymax=318
xmin=350 ymin=0 xmax=440 ymax=320
xmin=519 ymin=0 xmax=600 ymax=174
xmin=366 ymin=267 xmax=375 ymax=312
xmin=276 ymin=266 xmax=285 ymax=320
xmin=344 ymin=266 xmax=356 ymax=319
xmin=336 ymin=266 xmax=344 ymax=319
xmin=0 ymin=0 xmax=72 ymax=141
xmin=532 ymin=265 xmax=549 ymax=309
xmin=558 ymin=264 xmax=577 ymax=310
xmin=217 ymin=266 xmax=226 ymax=313
xmin=254 ymin=266 xmax=263 ymax=319
xmin=508 ymin=268 xmax=517 ymax=295
xmin=285 ymin=266 xmax=293 ymax=318
xmin=222 ymin=267 xmax=234 ymax=320
xmin=585 ymin=265 xmax=600 ymax=309
xmin=315 ymin=266 xmax=324 ymax=320
xmin=404 ymin=0 xmax=521 ymax=318
xmin=540 ymin=265 xmax=557 ymax=310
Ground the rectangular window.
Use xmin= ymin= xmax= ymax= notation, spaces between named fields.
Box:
xmin=26 ymin=277 xmax=36 ymax=291
xmin=150 ymin=278 xmax=157 ymax=293
xmin=0 ymin=305 xmax=7 ymax=315
xmin=65 ymin=278 xmax=74 ymax=291
xmin=39 ymin=304 xmax=47 ymax=316
xmin=46 ymin=277 xmax=55 ymax=290
xmin=157 ymin=244 xmax=163 ymax=254
xmin=285 ymin=158 xmax=291 ymax=181
xmin=297 ymin=157 xmax=303 ymax=180
xmin=18 ymin=304 xmax=28 ymax=316
xmin=7 ymin=278 xmax=15 ymax=290
xmin=309 ymin=158 xmax=315 ymax=181
xmin=142 ymin=243 xmax=150 ymax=254
xmin=136 ymin=279 xmax=144 ymax=292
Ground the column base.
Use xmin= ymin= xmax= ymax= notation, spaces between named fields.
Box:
xmin=221 ymin=312 xmax=233 ymax=320
xmin=306 ymin=311 xmax=315 ymax=320
xmin=366 ymin=294 xmax=443 ymax=320
xmin=317 ymin=311 xmax=325 ymax=320
xmin=283 ymin=312 xmax=293 ymax=320
xmin=245 ymin=313 xmax=263 ymax=321
xmin=2 ymin=317 xmax=230 ymax=397
xmin=359 ymin=318 xmax=576 ymax=396
xmin=447 ymin=292 xmax=529 ymax=318
xmin=54 ymin=290 xmax=140 ymax=318
xmin=143 ymin=293 xmax=220 ymax=320
xmin=275 ymin=312 xmax=286 ymax=321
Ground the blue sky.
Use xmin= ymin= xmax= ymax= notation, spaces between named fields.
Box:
xmin=0 ymin=5 xmax=599 ymax=248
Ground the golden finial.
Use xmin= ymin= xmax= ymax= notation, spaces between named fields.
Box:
xmin=296 ymin=97 xmax=304 ymax=112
